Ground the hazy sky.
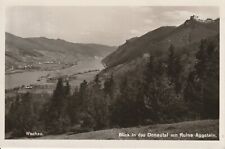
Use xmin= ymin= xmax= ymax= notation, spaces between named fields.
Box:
xmin=6 ymin=6 xmax=219 ymax=46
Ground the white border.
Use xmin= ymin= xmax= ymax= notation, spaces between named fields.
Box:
xmin=0 ymin=0 xmax=224 ymax=148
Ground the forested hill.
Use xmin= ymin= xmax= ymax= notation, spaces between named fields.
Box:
xmin=102 ymin=16 xmax=219 ymax=68
xmin=97 ymin=16 xmax=219 ymax=128
xmin=5 ymin=32 xmax=116 ymax=70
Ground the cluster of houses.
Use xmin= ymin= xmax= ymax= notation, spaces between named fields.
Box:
xmin=14 ymin=60 xmax=58 ymax=70
xmin=9 ymin=59 xmax=79 ymax=72
xmin=16 ymin=64 xmax=33 ymax=70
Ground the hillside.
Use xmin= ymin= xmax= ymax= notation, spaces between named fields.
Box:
xmin=5 ymin=32 xmax=116 ymax=71
xmin=36 ymin=119 xmax=219 ymax=140
xmin=102 ymin=16 xmax=219 ymax=67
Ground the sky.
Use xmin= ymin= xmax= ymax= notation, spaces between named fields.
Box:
xmin=5 ymin=6 xmax=219 ymax=46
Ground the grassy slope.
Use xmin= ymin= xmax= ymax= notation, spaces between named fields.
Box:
xmin=38 ymin=119 xmax=219 ymax=140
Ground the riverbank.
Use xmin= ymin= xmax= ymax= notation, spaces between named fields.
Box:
xmin=5 ymin=62 xmax=76 ymax=75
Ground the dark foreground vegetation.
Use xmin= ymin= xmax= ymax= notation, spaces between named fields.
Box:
xmin=5 ymin=37 xmax=219 ymax=139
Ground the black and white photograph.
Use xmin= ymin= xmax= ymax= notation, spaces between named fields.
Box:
xmin=3 ymin=4 xmax=222 ymax=142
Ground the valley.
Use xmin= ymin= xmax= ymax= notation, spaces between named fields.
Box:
xmin=5 ymin=32 xmax=115 ymax=99
xmin=5 ymin=15 xmax=220 ymax=140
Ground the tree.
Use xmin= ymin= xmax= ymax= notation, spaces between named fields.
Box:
xmin=103 ymin=73 xmax=115 ymax=99
xmin=184 ymin=71 xmax=203 ymax=119
xmin=64 ymin=81 xmax=71 ymax=97
xmin=110 ymin=77 xmax=132 ymax=127
xmin=167 ymin=44 xmax=175 ymax=82
xmin=184 ymin=38 xmax=219 ymax=119
xmin=142 ymin=53 xmax=186 ymax=123
xmin=94 ymin=74 xmax=101 ymax=88
xmin=167 ymin=44 xmax=182 ymax=93
xmin=110 ymin=76 xmax=145 ymax=127
xmin=19 ymin=93 xmax=36 ymax=133
xmin=142 ymin=55 xmax=160 ymax=122
xmin=10 ymin=93 xmax=37 ymax=137
xmin=143 ymin=55 xmax=155 ymax=84
xmin=195 ymin=39 xmax=219 ymax=118
xmin=68 ymin=86 xmax=80 ymax=122
xmin=79 ymin=80 xmax=88 ymax=109
xmin=5 ymin=95 xmax=20 ymax=133
xmin=84 ymin=74 xmax=110 ymax=130
xmin=44 ymin=78 xmax=71 ymax=134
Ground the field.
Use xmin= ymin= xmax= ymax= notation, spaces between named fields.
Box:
xmin=36 ymin=119 xmax=219 ymax=140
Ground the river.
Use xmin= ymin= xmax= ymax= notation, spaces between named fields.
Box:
xmin=5 ymin=58 xmax=104 ymax=90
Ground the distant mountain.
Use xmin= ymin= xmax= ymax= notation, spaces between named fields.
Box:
xmin=102 ymin=16 xmax=219 ymax=67
xmin=5 ymin=33 xmax=116 ymax=70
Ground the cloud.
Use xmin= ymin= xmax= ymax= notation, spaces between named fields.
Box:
xmin=162 ymin=8 xmax=219 ymax=22
xmin=80 ymin=31 xmax=91 ymax=36
xmin=162 ymin=10 xmax=194 ymax=20
xmin=130 ymin=29 xmax=141 ymax=35
xmin=144 ymin=19 xmax=153 ymax=24
xmin=131 ymin=6 xmax=152 ymax=13
xmin=6 ymin=6 xmax=219 ymax=46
